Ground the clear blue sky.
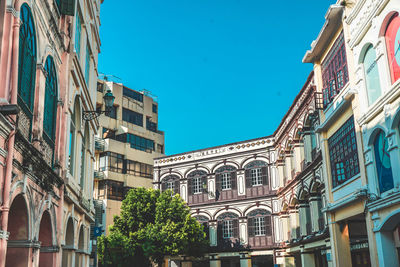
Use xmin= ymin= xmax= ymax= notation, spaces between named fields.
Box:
xmin=99 ymin=1 xmax=332 ymax=155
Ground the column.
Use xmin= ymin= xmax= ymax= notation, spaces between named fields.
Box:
xmin=208 ymin=175 xmax=216 ymax=200
xmin=209 ymin=254 xmax=221 ymax=267
xmin=237 ymin=170 xmax=246 ymax=196
xmin=330 ymin=221 xmax=351 ymax=267
xmin=239 ymin=252 xmax=251 ymax=267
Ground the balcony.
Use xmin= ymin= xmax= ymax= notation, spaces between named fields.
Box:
xmin=94 ymin=170 xmax=104 ymax=180
xmin=95 ymin=137 xmax=105 ymax=152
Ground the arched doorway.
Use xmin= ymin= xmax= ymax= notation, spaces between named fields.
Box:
xmin=38 ymin=211 xmax=53 ymax=267
xmin=376 ymin=210 xmax=400 ymax=267
xmin=62 ymin=218 xmax=75 ymax=267
xmin=5 ymin=194 xmax=30 ymax=267
xmin=75 ymin=226 xmax=85 ymax=267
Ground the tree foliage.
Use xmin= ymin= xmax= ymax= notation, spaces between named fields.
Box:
xmin=97 ymin=188 xmax=208 ymax=266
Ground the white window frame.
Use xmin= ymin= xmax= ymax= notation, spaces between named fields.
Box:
xmin=193 ymin=176 xmax=202 ymax=194
xmin=254 ymin=217 xmax=266 ymax=236
xmin=221 ymin=172 xmax=231 ymax=190
xmin=222 ymin=220 xmax=233 ymax=238
xmin=251 ymin=168 xmax=262 ymax=186
xmin=166 ymin=180 xmax=174 ymax=192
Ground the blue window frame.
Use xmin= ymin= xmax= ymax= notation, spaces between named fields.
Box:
xmin=374 ymin=131 xmax=394 ymax=193
xmin=43 ymin=56 xmax=58 ymax=146
xmin=75 ymin=10 xmax=81 ymax=57
xmin=18 ymin=4 xmax=37 ymax=126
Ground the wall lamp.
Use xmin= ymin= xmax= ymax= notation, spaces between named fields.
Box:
xmin=83 ymin=89 xmax=115 ymax=121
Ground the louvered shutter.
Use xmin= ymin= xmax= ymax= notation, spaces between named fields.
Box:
xmin=265 ymin=215 xmax=272 ymax=236
xmin=188 ymin=178 xmax=192 ymax=195
xmin=231 ymin=171 xmax=237 ymax=190
xmin=233 ymin=219 xmax=239 ymax=238
xmin=217 ymin=221 xmax=223 ymax=246
xmin=262 ymin=166 xmax=268 ymax=185
xmin=202 ymin=175 xmax=208 ymax=193
xmin=174 ymin=179 xmax=180 ymax=194
xmin=248 ymin=217 xmax=254 ymax=237
xmin=245 ymin=169 xmax=252 ymax=188
xmin=216 ymin=173 xmax=222 ymax=191
xmin=59 ymin=0 xmax=76 ymax=16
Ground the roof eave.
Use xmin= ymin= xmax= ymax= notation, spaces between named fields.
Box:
xmin=302 ymin=5 xmax=344 ymax=63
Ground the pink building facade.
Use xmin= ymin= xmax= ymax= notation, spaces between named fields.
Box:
xmin=0 ymin=0 xmax=103 ymax=266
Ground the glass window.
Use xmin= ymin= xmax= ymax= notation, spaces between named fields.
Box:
xmin=99 ymin=152 xmax=124 ymax=173
xmin=152 ymin=103 xmax=158 ymax=113
xmin=123 ymin=86 xmax=143 ymax=102
xmin=43 ymin=56 xmax=57 ymax=146
xmin=384 ymin=15 xmax=400 ymax=83
xmin=126 ymin=159 xmax=153 ymax=178
xmin=166 ymin=181 xmax=174 ymax=191
xmin=221 ymin=172 xmax=231 ymax=190
xmin=251 ymin=168 xmax=262 ymax=186
xmin=321 ymin=31 xmax=349 ymax=108
xmin=122 ymin=108 xmax=143 ymax=126
xmin=68 ymin=120 xmax=75 ymax=174
xmin=328 ymin=116 xmax=360 ymax=187
xmin=254 ymin=217 xmax=266 ymax=236
xmin=374 ymin=131 xmax=394 ymax=193
xmin=222 ymin=220 xmax=233 ymax=238
xmin=364 ymin=45 xmax=381 ymax=105
xmin=116 ymin=133 xmax=154 ymax=152
xmin=146 ymin=117 xmax=158 ymax=132
xmin=74 ymin=10 xmax=81 ymax=57
xmin=85 ymin=43 xmax=91 ymax=84
xmin=18 ymin=4 xmax=37 ymax=123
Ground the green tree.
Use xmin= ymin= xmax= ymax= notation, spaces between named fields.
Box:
xmin=97 ymin=188 xmax=208 ymax=266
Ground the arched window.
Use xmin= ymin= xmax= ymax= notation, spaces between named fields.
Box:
xmin=217 ymin=212 xmax=239 ymax=241
xmin=248 ymin=209 xmax=272 ymax=237
xmin=363 ymin=45 xmax=381 ymax=105
xmin=374 ymin=131 xmax=394 ymax=193
xmin=244 ymin=160 xmax=268 ymax=187
xmin=43 ymin=56 xmax=58 ymax=145
xmin=385 ymin=14 xmax=400 ymax=83
xmin=194 ymin=215 xmax=209 ymax=240
xmin=215 ymin=165 xmax=236 ymax=191
xmin=18 ymin=4 xmax=37 ymax=136
xmin=161 ymin=175 xmax=180 ymax=195
xmin=187 ymin=170 xmax=207 ymax=195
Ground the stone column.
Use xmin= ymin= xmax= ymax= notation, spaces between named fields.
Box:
xmin=289 ymin=209 xmax=299 ymax=239
xmin=209 ymin=254 xmax=221 ymax=267
xmin=239 ymin=217 xmax=247 ymax=244
xmin=239 ymin=252 xmax=251 ymax=267
xmin=280 ymin=214 xmax=289 ymax=241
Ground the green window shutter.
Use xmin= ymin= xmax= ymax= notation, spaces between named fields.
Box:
xmin=60 ymin=0 xmax=76 ymax=16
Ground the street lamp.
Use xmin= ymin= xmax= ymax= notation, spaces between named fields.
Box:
xmin=83 ymin=89 xmax=115 ymax=121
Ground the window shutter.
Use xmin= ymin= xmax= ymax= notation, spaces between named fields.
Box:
xmin=60 ymin=0 xmax=75 ymax=16
xmin=265 ymin=215 xmax=272 ymax=236
xmin=245 ymin=169 xmax=251 ymax=188
xmin=161 ymin=180 xmax=167 ymax=191
xmin=217 ymin=221 xmax=223 ymax=245
xmin=248 ymin=217 xmax=254 ymax=237
xmin=262 ymin=166 xmax=268 ymax=185
xmin=188 ymin=178 xmax=192 ymax=195
xmin=233 ymin=219 xmax=239 ymax=238
xmin=231 ymin=171 xmax=237 ymax=190
xmin=174 ymin=179 xmax=180 ymax=194
xmin=202 ymin=176 xmax=208 ymax=193
xmin=215 ymin=174 xmax=222 ymax=191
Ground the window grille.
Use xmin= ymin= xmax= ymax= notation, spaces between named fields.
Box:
xmin=193 ymin=177 xmax=202 ymax=194
xmin=254 ymin=217 xmax=266 ymax=236
xmin=328 ymin=116 xmax=360 ymax=187
xmin=223 ymin=220 xmax=233 ymax=238
xmin=321 ymin=31 xmax=348 ymax=108
xmin=244 ymin=160 xmax=268 ymax=187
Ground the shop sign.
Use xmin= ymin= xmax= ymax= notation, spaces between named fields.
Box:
xmin=350 ymin=242 xmax=369 ymax=251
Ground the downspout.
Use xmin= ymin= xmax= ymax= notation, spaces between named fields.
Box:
xmin=0 ymin=4 xmax=20 ymax=267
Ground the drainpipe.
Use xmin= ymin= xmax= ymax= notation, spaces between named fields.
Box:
xmin=0 ymin=4 xmax=20 ymax=267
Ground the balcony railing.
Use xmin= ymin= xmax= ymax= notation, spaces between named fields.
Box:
xmin=94 ymin=170 xmax=104 ymax=180
xmin=95 ymin=137 xmax=105 ymax=152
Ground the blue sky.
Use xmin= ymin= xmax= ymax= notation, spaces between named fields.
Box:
xmin=99 ymin=1 xmax=331 ymax=155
